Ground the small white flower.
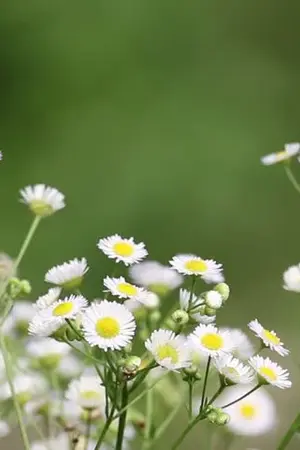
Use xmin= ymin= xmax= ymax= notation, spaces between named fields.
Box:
xmin=249 ymin=355 xmax=291 ymax=389
xmin=179 ymin=289 xmax=213 ymax=323
xmin=34 ymin=288 xmax=61 ymax=310
xmin=82 ymin=300 xmax=136 ymax=351
xmin=261 ymin=142 xmax=300 ymax=166
xmin=283 ymin=264 xmax=300 ymax=292
xmin=129 ymin=260 xmax=183 ymax=294
xmin=0 ymin=374 xmax=47 ymax=403
xmin=188 ymin=324 xmax=233 ymax=357
xmin=145 ymin=329 xmax=191 ymax=371
xmin=97 ymin=234 xmax=148 ymax=266
xmin=214 ymin=354 xmax=255 ymax=384
xmin=26 ymin=338 xmax=70 ymax=359
xmin=205 ymin=291 xmax=223 ymax=309
xmin=3 ymin=301 xmax=35 ymax=335
xmin=20 ymin=184 xmax=65 ymax=216
xmin=38 ymin=295 xmax=88 ymax=321
xmin=45 ymin=258 xmax=89 ymax=289
xmin=220 ymin=328 xmax=255 ymax=360
xmin=170 ymin=254 xmax=223 ymax=283
xmin=103 ymin=276 xmax=146 ymax=300
xmin=66 ymin=375 xmax=105 ymax=410
xmin=215 ymin=385 xmax=277 ymax=435
xmin=28 ymin=314 xmax=64 ymax=337
xmin=248 ymin=319 xmax=289 ymax=356
xmin=0 ymin=420 xmax=10 ymax=438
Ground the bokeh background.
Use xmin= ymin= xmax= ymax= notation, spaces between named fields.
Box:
xmin=1 ymin=1 xmax=300 ymax=449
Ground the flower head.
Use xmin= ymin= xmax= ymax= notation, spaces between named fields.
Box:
xmin=103 ymin=276 xmax=145 ymax=300
xmin=3 ymin=301 xmax=35 ymax=336
xmin=34 ymin=288 xmax=61 ymax=310
xmin=249 ymin=355 xmax=291 ymax=389
xmin=82 ymin=300 xmax=136 ymax=351
xmin=65 ymin=375 xmax=105 ymax=410
xmin=28 ymin=314 xmax=64 ymax=337
xmin=170 ymin=254 xmax=223 ymax=283
xmin=45 ymin=258 xmax=88 ymax=290
xmin=188 ymin=324 xmax=233 ymax=357
xmin=261 ymin=142 xmax=300 ymax=166
xmin=283 ymin=264 xmax=300 ymax=292
xmin=0 ymin=373 xmax=47 ymax=404
xmin=248 ymin=319 xmax=289 ymax=356
xmin=38 ymin=295 xmax=88 ymax=321
xmin=145 ymin=329 xmax=191 ymax=371
xmin=97 ymin=234 xmax=148 ymax=266
xmin=20 ymin=184 xmax=65 ymax=216
xmin=26 ymin=338 xmax=70 ymax=367
xmin=213 ymin=354 xmax=255 ymax=385
xmin=129 ymin=260 xmax=183 ymax=295
xmin=215 ymin=385 xmax=277 ymax=435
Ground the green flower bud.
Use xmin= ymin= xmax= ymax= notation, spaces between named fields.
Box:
xmin=207 ymin=411 xmax=218 ymax=424
xmin=205 ymin=306 xmax=217 ymax=316
xmin=20 ymin=280 xmax=32 ymax=295
xmin=123 ymin=343 xmax=132 ymax=354
xmin=194 ymin=370 xmax=202 ymax=381
xmin=171 ymin=309 xmax=189 ymax=325
xmin=214 ymin=283 xmax=230 ymax=302
xmin=165 ymin=318 xmax=177 ymax=331
xmin=183 ymin=365 xmax=198 ymax=377
xmin=122 ymin=356 xmax=141 ymax=376
xmin=216 ymin=412 xmax=230 ymax=426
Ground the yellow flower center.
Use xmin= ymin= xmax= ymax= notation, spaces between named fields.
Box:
xmin=185 ymin=259 xmax=207 ymax=273
xmin=275 ymin=150 xmax=288 ymax=161
xmin=113 ymin=242 xmax=134 ymax=257
xmin=81 ymin=390 xmax=101 ymax=400
xmin=225 ymin=367 xmax=239 ymax=377
xmin=53 ymin=302 xmax=73 ymax=316
xmin=240 ymin=403 xmax=256 ymax=419
xmin=157 ymin=344 xmax=179 ymax=363
xmin=96 ymin=317 xmax=120 ymax=338
xmin=29 ymin=200 xmax=54 ymax=217
xmin=148 ymin=283 xmax=169 ymax=296
xmin=118 ymin=282 xmax=137 ymax=296
xmin=259 ymin=366 xmax=277 ymax=381
xmin=201 ymin=333 xmax=224 ymax=350
xmin=263 ymin=329 xmax=280 ymax=345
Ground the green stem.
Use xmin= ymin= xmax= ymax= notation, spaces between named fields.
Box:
xmin=94 ymin=404 xmax=116 ymax=450
xmin=151 ymin=398 xmax=184 ymax=446
xmin=188 ymin=381 xmax=193 ymax=421
xmin=115 ymin=382 xmax=128 ymax=450
xmin=200 ymin=356 xmax=211 ymax=413
xmin=142 ymin=380 xmax=154 ymax=449
xmin=188 ymin=275 xmax=197 ymax=309
xmin=284 ymin=164 xmax=300 ymax=195
xmin=171 ymin=416 xmax=202 ymax=450
xmin=277 ymin=412 xmax=300 ymax=450
xmin=0 ymin=333 xmax=31 ymax=450
xmin=84 ymin=411 xmax=92 ymax=450
xmin=207 ymin=384 xmax=226 ymax=407
xmin=221 ymin=384 xmax=260 ymax=409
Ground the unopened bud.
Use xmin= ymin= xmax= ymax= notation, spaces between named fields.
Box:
xmin=165 ymin=318 xmax=177 ymax=331
xmin=207 ymin=411 xmax=218 ymax=424
xmin=216 ymin=412 xmax=230 ymax=426
xmin=214 ymin=283 xmax=230 ymax=302
xmin=122 ymin=356 xmax=141 ymax=376
xmin=205 ymin=306 xmax=217 ymax=316
xmin=194 ymin=370 xmax=202 ymax=381
xmin=123 ymin=343 xmax=132 ymax=354
xmin=20 ymin=280 xmax=32 ymax=295
xmin=183 ymin=365 xmax=198 ymax=377
xmin=204 ymin=291 xmax=223 ymax=309
xmin=171 ymin=309 xmax=189 ymax=325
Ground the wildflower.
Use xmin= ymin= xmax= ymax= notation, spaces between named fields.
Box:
xmin=38 ymin=295 xmax=87 ymax=321
xmin=204 ymin=290 xmax=223 ymax=309
xmin=188 ymin=324 xmax=233 ymax=357
xmin=170 ymin=254 xmax=223 ymax=283
xmin=26 ymin=338 xmax=70 ymax=368
xmin=97 ymin=234 xmax=147 ymax=265
xmin=65 ymin=375 xmax=105 ymax=410
xmin=0 ymin=374 xmax=47 ymax=404
xmin=28 ymin=314 xmax=64 ymax=337
xmin=179 ymin=288 xmax=214 ymax=324
xmin=103 ymin=276 xmax=145 ymax=300
xmin=3 ymin=301 xmax=35 ymax=336
xmin=220 ymin=328 xmax=255 ymax=360
xmin=34 ymin=287 xmax=61 ymax=310
xmin=82 ymin=300 xmax=136 ymax=351
xmin=215 ymin=385 xmax=277 ymax=435
xmin=283 ymin=264 xmax=300 ymax=292
xmin=129 ymin=260 xmax=183 ymax=295
xmin=249 ymin=356 xmax=291 ymax=389
xmin=261 ymin=142 xmax=300 ymax=165
xmin=20 ymin=184 xmax=65 ymax=216
xmin=145 ymin=329 xmax=191 ymax=371
xmin=213 ymin=354 xmax=255 ymax=384
xmin=45 ymin=258 xmax=88 ymax=290
xmin=248 ymin=319 xmax=289 ymax=356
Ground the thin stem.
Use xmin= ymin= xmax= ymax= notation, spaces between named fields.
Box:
xmin=221 ymin=384 xmax=260 ymax=409
xmin=188 ymin=381 xmax=193 ymax=421
xmin=94 ymin=404 xmax=116 ymax=450
xmin=65 ymin=319 xmax=83 ymax=340
xmin=207 ymin=383 xmax=226 ymax=407
xmin=200 ymin=356 xmax=211 ymax=413
xmin=188 ymin=275 xmax=197 ymax=309
xmin=84 ymin=411 xmax=92 ymax=450
xmin=284 ymin=164 xmax=300 ymax=195
xmin=14 ymin=215 xmax=41 ymax=271
xmin=142 ymin=381 xmax=154 ymax=449
xmin=277 ymin=411 xmax=300 ymax=450
xmin=115 ymin=382 xmax=128 ymax=450
xmin=62 ymin=339 xmax=102 ymax=366
xmin=171 ymin=416 xmax=200 ymax=450
xmin=151 ymin=400 xmax=184 ymax=445
xmin=0 ymin=333 xmax=30 ymax=450
xmin=104 ymin=366 xmax=109 ymax=419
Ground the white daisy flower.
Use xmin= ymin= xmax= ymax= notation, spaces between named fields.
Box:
xmin=3 ymin=301 xmax=35 ymax=336
xmin=145 ymin=329 xmax=191 ymax=371
xmin=97 ymin=234 xmax=148 ymax=266
xmin=214 ymin=354 xmax=255 ymax=385
xmin=170 ymin=254 xmax=223 ymax=283
xmin=0 ymin=421 xmax=10 ymax=438
xmin=204 ymin=290 xmax=223 ymax=309
xmin=38 ymin=295 xmax=88 ymax=321
xmin=249 ymin=356 xmax=291 ymax=389
xmin=220 ymin=328 xmax=255 ymax=360
xmin=215 ymin=385 xmax=277 ymax=435
xmin=283 ymin=264 xmax=300 ymax=292
xmin=188 ymin=324 xmax=233 ymax=357
xmin=248 ymin=319 xmax=289 ymax=356
xmin=103 ymin=276 xmax=146 ymax=300
xmin=34 ymin=287 xmax=61 ymax=310
xmin=261 ymin=142 xmax=300 ymax=166
xmin=0 ymin=374 xmax=47 ymax=403
xmin=26 ymin=338 xmax=70 ymax=360
xmin=20 ymin=184 xmax=65 ymax=216
xmin=28 ymin=314 xmax=64 ymax=337
xmin=45 ymin=258 xmax=89 ymax=290
xmin=0 ymin=252 xmax=16 ymax=281
xmin=129 ymin=260 xmax=183 ymax=295
xmin=65 ymin=375 xmax=105 ymax=410
xmin=82 ymin=300 xmax=136 ymax=351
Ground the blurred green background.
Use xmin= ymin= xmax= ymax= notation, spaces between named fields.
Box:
xmin=1 ymin=1 xmax=300 ymax=448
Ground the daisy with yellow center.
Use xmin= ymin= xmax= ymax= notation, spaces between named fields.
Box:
xmin=65 ymin=375 xmax=105 ymax=411
xmin=20 ymin=184 xmax=65 ymax=216
xmin=34 ymin=287 xmax=61 ymax=310
xmin=169 ymin=254 xmax=223 ymax=283
xmin=97 ymin=234 xmax=148 ymax=266
xmin=188 ymin=324 xmax=233 ymax=357
xmin=213 ymin=354 xmax=255 ymax=385
xmin=249 ymin=355 xmax=291 ymax=389
xmin=103 ymin=276 xmax=146 ymax=300
xmin=261 ymin=142 xmax=300 ymax=166
xmin=145 ymin=329 xmax=191 ymax=371
xmin=215 ymin=385 xmax=277 ymax=435
xmin=45 ymin=258 xmax=89 ymax=290
xmin=82 ymin=300 xmax=136 ymax=351
xmin=248 ymin=319 xmax=289 ymax=356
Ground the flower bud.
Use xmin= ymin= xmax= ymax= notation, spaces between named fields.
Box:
xmin=214 ymin=283 xmax=230 ymax=302
xmin=216 ymin=412 xmax=230 ymax=426
xmin=183 ymin=365 xmax=198 ymax=377
xmin=122 ymin=356 xmax=141 ymax=376
xmin=204 ymin=306 xmax=217 ymax=316
xmin=194 ymin=370 xmax=202 ymax=381
xmin=204 ymin=291 xmax=223 ymax=309
xmin=171 ymin=309 xmax=189 ymax=325
xmin=207 ymin=411 xmax=218 ymax=424
xmin=20 ymin=280 xmax=32 ymax=295
xmin=123 ymin=343 xmax=132 ymax=354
